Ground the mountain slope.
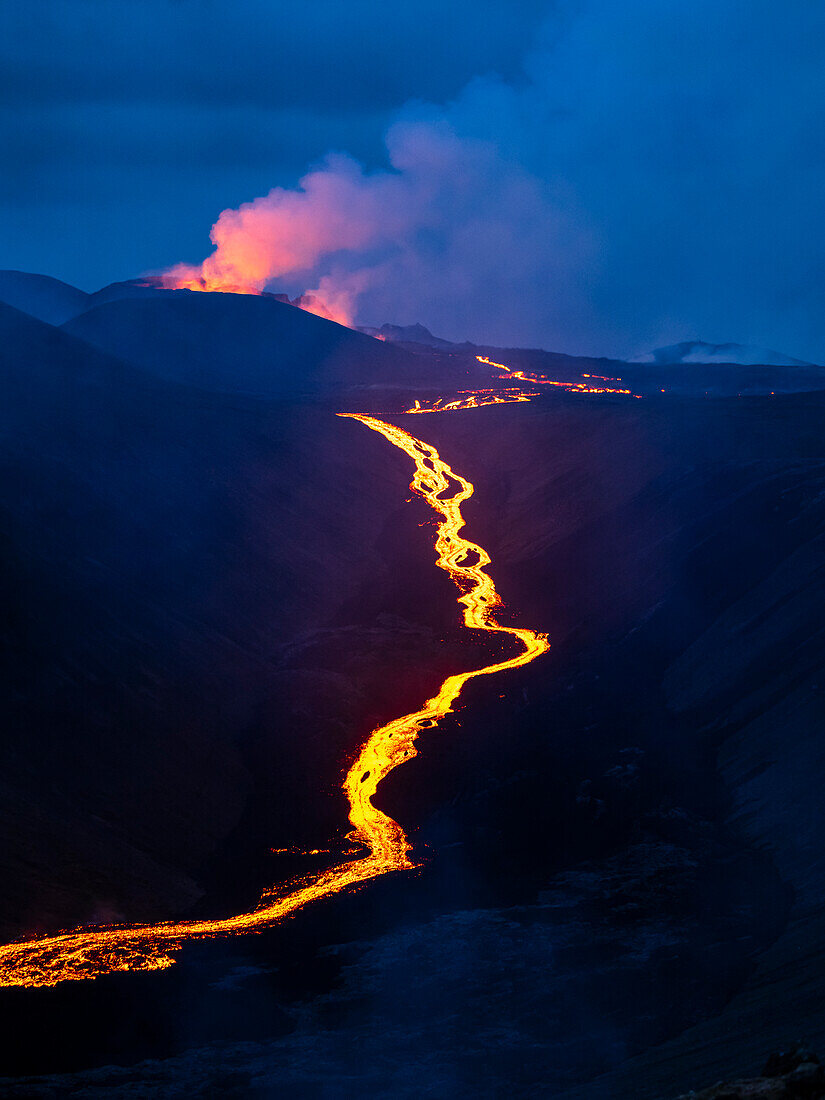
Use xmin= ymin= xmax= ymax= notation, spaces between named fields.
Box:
xmin=81 ymin=276 xmax=175 ymax=311
xmin=0 ymin=270 xmax=90 ymax=325
xmin=3 ymin=385 xmax=823 ymax=1093
xmin=358 ymin=322 xmax=463 ymax=348
xmin=62 ymin=290 xmax=449 ymax=398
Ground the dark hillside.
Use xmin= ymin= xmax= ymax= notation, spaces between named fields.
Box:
xmin=0 ymin=271 xmax=90 ymax=325
xmin=63 ymin=291 xmax=456 ymax=398
xmin=1 ymin=306 xmax=824 ymax=1097
xmin=0 ymin=302 xmax=463 ymax=938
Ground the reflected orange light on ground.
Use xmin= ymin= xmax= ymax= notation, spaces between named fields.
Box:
xmin=0 ymin=415 xmax=548 ymax=989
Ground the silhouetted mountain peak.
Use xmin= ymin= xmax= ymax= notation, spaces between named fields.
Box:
xmin=358 ymin=322 xmax=464 ymax=348
xmin=0 ymin=270 xmax=90 ymax=325
xmin=633 ymin=339 xmax=814 ymax=367
xmin=61 ymin=289 xmax=446 ymax=398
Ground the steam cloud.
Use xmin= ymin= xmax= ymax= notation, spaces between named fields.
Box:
xmin=162 ymin=147 xmax=412 ymax=323
xmin=163 ymin=117 xmax=589 ymax=331
xmin=163 ymin=0 xmax=825 ymax=359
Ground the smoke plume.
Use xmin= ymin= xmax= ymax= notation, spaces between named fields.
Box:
xmin=162 ymin=1 xmax=825 ymax=359
xmin=162 ymin=114 xmax=592 ymax=331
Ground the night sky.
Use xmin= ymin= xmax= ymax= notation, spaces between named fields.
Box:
xmin=3 ymin=0 xmax=824 ymax=361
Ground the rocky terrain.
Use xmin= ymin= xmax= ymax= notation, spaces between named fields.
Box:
xmin=674 ymin=1045 xmax=825 ymax=1098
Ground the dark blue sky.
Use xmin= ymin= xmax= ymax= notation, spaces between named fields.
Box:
xmin=3 ymin=0 xmax=824 ymax=360
xmin=2 ymin=1 xmax=545 ymax=283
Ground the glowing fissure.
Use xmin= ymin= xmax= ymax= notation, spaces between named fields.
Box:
xmin=0 ymin=414 xmax=548 ymax=989
xmin=475 ymin=355 xmax=641 ymax=398
xmin=403 ymin=388 xmax=539 ymax=414
xmin=402 ymin=356 xmax=641 ymax=417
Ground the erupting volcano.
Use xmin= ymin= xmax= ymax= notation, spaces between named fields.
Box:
xmin=157 ymin=156 xmax=396 ymax=325
xmin=2 ymin=0 xmax=823 ymax=1091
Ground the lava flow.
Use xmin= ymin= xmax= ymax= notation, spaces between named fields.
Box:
xmin=403 ymin=388 xmax=539 ymax=414
xmin=0 ymin=415 xmax=548 ymax=989
xmin=402 ymin=356 xmax=640 ymax=416
xmin=476 ymin=355 xmax=639 ymax=397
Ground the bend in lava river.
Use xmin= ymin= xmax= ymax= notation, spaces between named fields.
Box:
xmin=0 ymin=408 xmax=549 ymax=989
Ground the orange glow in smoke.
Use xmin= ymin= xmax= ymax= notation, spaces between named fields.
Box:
xmin=0 ymin=416 xmax=548 ymax=989
xmin=160 ymin=270 xmax=352 ymax=326
xmin=160 ymin=265 xmax=353 ymax=326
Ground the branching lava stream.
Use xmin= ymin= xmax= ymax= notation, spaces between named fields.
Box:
xmin=401 ymin=355 xmax=640 ymax=415
xmin=0 ymin=413 xmax=548 ymax=989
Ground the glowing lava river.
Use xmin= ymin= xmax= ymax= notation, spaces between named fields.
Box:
xmin=0 ymin=412 xmax=549 ymax=989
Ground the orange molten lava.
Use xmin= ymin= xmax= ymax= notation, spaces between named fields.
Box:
xmin=403 ymin=388 xmax=539 ymax=414
xmin=476 ymin=355 xmax=640 ymax=397
xmin=0 ymin=416 xmax=548 ymax=989
xmin=160 ymin=271 xmax=261 ymax=296
xmin=400 ymin=357 xmax=642 ymax=418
